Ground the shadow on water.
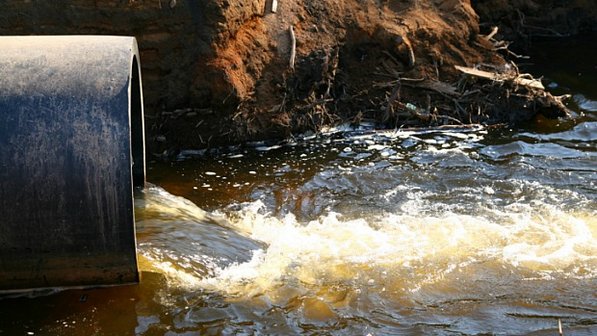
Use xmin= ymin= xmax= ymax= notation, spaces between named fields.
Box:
xmin=524 ymin=33 xmax=597 ymax=102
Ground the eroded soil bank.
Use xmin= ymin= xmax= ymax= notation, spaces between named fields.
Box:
xmin=1 ymin=0 xmax=595 ymax=154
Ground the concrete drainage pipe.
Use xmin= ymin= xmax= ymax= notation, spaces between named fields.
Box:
xmin=0 ymin=36 xmax=145 ymax=292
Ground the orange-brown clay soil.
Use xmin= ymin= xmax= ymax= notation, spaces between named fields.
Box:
xmin=157 ymin=0 xmax=582 ymax=152
xmin=1 ymin=0 xmax=594 ymax=153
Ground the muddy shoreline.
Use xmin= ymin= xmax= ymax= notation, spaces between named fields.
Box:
xmin=0 ymin=1 xmax=594 ymax=155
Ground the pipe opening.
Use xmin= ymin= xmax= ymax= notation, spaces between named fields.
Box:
xmin=131 ymin=56 xmax=146 ymax=188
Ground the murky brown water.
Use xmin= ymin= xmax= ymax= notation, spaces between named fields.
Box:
xmin=1 ymin=35 xmax=596 ymax=335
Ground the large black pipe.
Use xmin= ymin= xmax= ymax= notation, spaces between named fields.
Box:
xmin=0 ymin=36 xmax=145 ymax=291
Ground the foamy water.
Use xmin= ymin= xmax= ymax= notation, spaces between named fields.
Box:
xmin=133 ymin=117 xmax=597 ymax=305
xmin=137 ymin=185 xmax=595 ymax=300
xmin=3 ymin=122 xmax=595 ymax=335
xmin=127 ymin=118 xmax=597 ymax=334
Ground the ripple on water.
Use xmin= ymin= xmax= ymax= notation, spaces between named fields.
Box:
xmin=129 ymin=118 xmax=596 ymax=334
xmin=480 ymin=141 xmax=595 ymax=160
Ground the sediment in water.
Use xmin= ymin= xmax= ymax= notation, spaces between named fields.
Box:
xmin=1 ymin=0 xmax=593 ymax=153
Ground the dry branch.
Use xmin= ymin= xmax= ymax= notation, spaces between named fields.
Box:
xmin=454 ymin=65 xmax=544 ymax=90
xmin=405 ymin=38 xmax=416 ymax=67
xmin=289 ymin=26 xmax=296 ymax=70
xmin=484 ymin=26 xmax=499 ymax=40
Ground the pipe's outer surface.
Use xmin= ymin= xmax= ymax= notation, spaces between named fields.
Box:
xmin=0 ymin=36 xmax=145 ymax=291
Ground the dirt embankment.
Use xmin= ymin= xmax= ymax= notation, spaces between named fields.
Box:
xmin=1 ymin=1 xmax=593 ymax=154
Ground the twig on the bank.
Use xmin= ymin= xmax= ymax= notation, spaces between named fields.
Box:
xmin=492 ymin=39 xmax=530 ymax=59
xmin=271 ymin=0 xmax=278 ymax=13
xmin=380 ymin=57 xmax=402 ymax=78
xmin=558 ymin=318 xmax=563 ymax=336
xmin=554 ymin=94 xmax=572 ymax=102
xmin=509 ymin=60 xmax=520 ymax=76
xmin=489 ymin=37 xmax=530 ymax=59
xmin=498 ymin=48 xmax=530 ymax=59
xmin=461 ymin=89 xmax=481 ymax=97
xmin=324 ymin=46 xmax=340 ymax=97
xmin=381 ymin=50 xmax=402 ymax=69
xmin=383 ymin=79 xmax=401 ymax=123
xmin=484 ymin=26 xmax=499 ymax=41
xmin=437 ymin=114 xmax=465 ymax=125
xmin=404 ymin=37 xmax=416 ymax=67
xmin=454 ymin=65 xmax=544 ymax=90
xmin=398 ymin=76 xmax=425 ymax=82
xmin=269 ymin=91 xmax=288 ymax=114
xmin=289 ymin=25 xmax=296 ymax=70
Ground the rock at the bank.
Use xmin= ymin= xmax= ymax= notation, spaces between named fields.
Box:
xmin=0 ymin=0 xmax=582 ymax=152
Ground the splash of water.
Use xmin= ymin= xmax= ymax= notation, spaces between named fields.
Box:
xmin=196 ymin=197 xmax=595 ymax=298
xmin=135 ymin=184 xmax=595 ymax=300
xmin=136 ymin=123 xmax=596 ymax=308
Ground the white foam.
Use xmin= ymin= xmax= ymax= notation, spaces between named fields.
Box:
xmin=197 ymin=199 xmax=596 ymax=297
